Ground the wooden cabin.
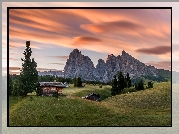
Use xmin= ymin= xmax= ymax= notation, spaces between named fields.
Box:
xmin=39 ymin=82 xmax=67 ymax=96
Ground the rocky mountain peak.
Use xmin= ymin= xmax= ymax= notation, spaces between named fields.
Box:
xmin=98 ymin=59 xmax=105 ymax=64
xmin=64 ymin=49 xmax=98 ymax=81
xmin=64 ymin=49 xmax=159 ymax=82
xmin=69 ymin=49 xmax=82 ymax=59
xmin=121 ymin=50 xmax=130 ymax=58
xmin=122 ymin=50 xmax=126 ymax=54
xmin=72 ymin=48 xmax=81 ymax=53
xmin=107 ymin=54 xmax=116 ymax=61
xmin=96 ymin=59 xmax=106 ymax=80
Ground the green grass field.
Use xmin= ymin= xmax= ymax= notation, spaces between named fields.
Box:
xmin=9 ymin=82 xmax=171 ymax=126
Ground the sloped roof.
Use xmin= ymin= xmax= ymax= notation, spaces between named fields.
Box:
xmin=39 ymin=82 xmax=66 ymax=88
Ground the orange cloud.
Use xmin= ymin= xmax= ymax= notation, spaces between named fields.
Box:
xmin=9 ymin=58 xmax=19 ymax=61
xmin=8 ymin=8 xmax=171 ymax=66
xmin=48 ymin=63 xmax=65 ymax=65
xmin=81 ymin=20 xmax=142 ymax=33
xmin=9 ymin=38 xmax=41 ymax=49
xmin=36 ymin=68 xmax=61 ymax=71
xmin=136 ymin=46 xmax=171 ymax=55
xmin=73 ymin=36 xmax=102 ymax=44
xmin=48 ymin=56 xmax=69 ymax=61
xmin=146 ymin=61 xmax=171 ymax=70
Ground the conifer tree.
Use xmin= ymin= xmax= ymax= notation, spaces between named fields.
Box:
xmin=126 ymin=73 xmax=131 ymax=88
xmin=111 ymin=75 xmax=118 ymax=96
xmin=117 ymin=71 xmax=125 ymax=93
xmin=19 ymin=41 xmax=38 ymax=96
xmin=147 ymin=81 xmax=153 ymax=88
xmin=73 ymin=77 xmax=77 ymax=87
xmin=77 ymin=77 xmax=82 ymax=87
xmin=135 ymin=80 xmax=144 ymax=90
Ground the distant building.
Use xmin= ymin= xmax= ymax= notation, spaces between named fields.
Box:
xmin=38 ymin=70 xmax=64 ymax=77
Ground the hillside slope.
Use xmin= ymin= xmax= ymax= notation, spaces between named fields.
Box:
xmin=9 ymin=82 xmax=171 ymax=126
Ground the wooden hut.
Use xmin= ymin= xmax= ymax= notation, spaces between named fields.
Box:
xmin=39 ymin=82 xmax=67 ymax=96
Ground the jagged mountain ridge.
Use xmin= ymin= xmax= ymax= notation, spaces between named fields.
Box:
xmin=64 ymin=49 xmax=160 ymax=82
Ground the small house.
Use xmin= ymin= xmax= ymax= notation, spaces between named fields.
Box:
xmin=39 ymin=82 xmax=67 ymax=96
xmin=82 ymin=93 xmax=100 ymax=101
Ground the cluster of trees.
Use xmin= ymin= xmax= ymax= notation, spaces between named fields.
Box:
xmin=73 ymin=77 xmax=82 ymax=87
xmin=82 ymin=79 xmax=111 ymax=86
xmin=134 ymin=80 xmax=153 ymax=90
xmin=9 ymin=41 xmax=40 ymax=97
xmin=111 ymin=72 xmax=131 ymax=96
xmin=9 ymin=74 xmax=20 ymax=96
xmin=111 ymin=71 xmax=155 ymax=96
xmin=147 ymin=81 xmax=154 ymax=88
xmin=38 ymin=75 xmax=72 ymax=84
xmin=134 ymin=80 xmax=144 ymax=91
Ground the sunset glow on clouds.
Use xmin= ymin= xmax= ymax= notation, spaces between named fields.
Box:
xmin=2 ymin=2 xmax=176 ymax=75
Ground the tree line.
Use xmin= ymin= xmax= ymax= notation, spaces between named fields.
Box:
xmin=111 ymin=71 xmax=154 ymax=96
xmin=111 ymin=72 xmax=131 ymax=96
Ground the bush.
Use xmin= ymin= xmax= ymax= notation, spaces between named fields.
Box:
xmin=147 ymin=81 xmax=154 ymax=88
xmin=135 ymin=80 xmax=144 ymax=91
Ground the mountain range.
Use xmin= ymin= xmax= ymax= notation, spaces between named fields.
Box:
xmin=64 ymin=49 xmax=170 ymax=83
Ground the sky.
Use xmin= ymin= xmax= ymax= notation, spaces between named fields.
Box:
xmin=2 ymin=2 xmax=178 ymax=76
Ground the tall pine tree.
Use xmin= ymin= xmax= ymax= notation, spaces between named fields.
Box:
xmin=117 ymin=71 xmax=125 ymax=93
xmin=111 ymin=75 xmax=118 ymax=96
xmin=19 ymin=41 xmax=38 ymax=96
xmin=126 ymin=73 xmax=131 ymax=88
xmin=77 ymin=77 xmax=82 ymax=87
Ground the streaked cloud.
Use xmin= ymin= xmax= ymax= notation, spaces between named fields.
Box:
xmin=9 ymin=44 xmax=19 ymax=49
xmin=8 ymin=67 xmax=21 ymax=74
xmin=37 ymin=68 xmax=59 ymax=71
xmin=8 ymin=66 xmax=63 ymax=74
xmin=9 ymin=67 xmax=20 ymax=70
xmin=6 ymin=7 xmax=171 ymax=71
xmin=48 ymin=56 xmax=69 ymax=60
xmin=81 ymin=20 xmax=142 ymax=33
xmin=146 ymin=61 xmax=171 ymax=70
xmin=9 ymin=58 xmax=19 ymax=61
xmin=136 ymin=46 xmax=171 ymax=55
xmin=9 ymin=52 xmax=19 ymax=55
xmin=73 ymin=36 xmax=102 ymax=44
xmin=48 ymin=63 xmax=65 ymax=65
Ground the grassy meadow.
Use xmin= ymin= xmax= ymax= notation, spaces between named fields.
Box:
xmin=9 ymin=82 xmax=171 ymax=126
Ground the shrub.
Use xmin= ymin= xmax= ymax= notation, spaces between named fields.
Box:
xmin=135 ymin=80 xmax=144 ymax=91
xmin=147 ymin=81 xmax=154 ymax=88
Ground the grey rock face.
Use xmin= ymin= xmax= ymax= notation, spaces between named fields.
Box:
xmin=102 ymin=50 xmax=158 ymax=82
xmin=64 ymin=49 xmax=158 ymax=82
xmin=64 ymin=49 xmax=98 ymax=81
xmin=103 ymin=54 xmax=117 ymax=82
xmin=96 ymin=59 xmax=106 ymax=81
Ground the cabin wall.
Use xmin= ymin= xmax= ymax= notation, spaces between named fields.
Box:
xmin=41 ymin=86 xmax=58 ymax=96
xmin=57 ymin=87 xmax=63 ymax=94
